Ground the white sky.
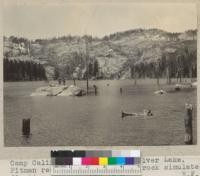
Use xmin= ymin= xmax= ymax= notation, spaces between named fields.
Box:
xmin=3 ymin=2 xmax=197 ymax=39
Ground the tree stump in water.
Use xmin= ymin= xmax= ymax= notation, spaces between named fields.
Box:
xmin=184 ymin=104 xmax=193 ymax=145
xmin=22 ymin=119 xmax=30 ymax=137
xmin=120 ymin=87 xmax=123 ymax=95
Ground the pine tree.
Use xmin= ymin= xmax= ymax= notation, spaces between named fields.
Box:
xmin=93 ymin=60 xmax=99 ymax=77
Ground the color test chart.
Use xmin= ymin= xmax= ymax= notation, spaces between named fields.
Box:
xmin=51 ymin=150 xmax=141 ymax=175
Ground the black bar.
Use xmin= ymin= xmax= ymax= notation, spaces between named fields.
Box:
xmin=54 ymin=157 xmax=73 ymax=165
xmin=51 ymin=150 xmax=86 ymax=157
xmin=51 ymin=150 xmax=73 ymax=158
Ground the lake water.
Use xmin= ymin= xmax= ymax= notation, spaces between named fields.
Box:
xmin=4 ymin=79 xmax=197 ymax=146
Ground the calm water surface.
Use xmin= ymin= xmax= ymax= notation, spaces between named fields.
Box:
xmin=4 ymin=79 xmax=197 ymax=146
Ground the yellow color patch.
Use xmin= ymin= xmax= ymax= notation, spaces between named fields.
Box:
xmin=99 ymin=157 xmax=108 ymax=165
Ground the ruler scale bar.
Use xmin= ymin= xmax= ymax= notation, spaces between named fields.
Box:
xmin=51 ymin=165 xmax=141 ymax=175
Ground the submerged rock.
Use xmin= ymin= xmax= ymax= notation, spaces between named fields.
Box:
xmin=30 ymin=84 xmax=86 ymax=97
xmin=154 ymin=90 xmax=166 ymax=95
xmin=174 ymin=83 xmax=195 ymax=91
xmin=191 ymin=81 xmax=197 ymax=87
xmin=174 ymin=84 xmax=182 ymax=91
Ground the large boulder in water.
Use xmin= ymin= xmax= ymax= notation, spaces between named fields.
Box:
xmin=58 ymin=85 xmax=86 ymax=96
xmin=30 ymin=85 xmax=68 ymax=96
xmin=30 ymin=84 xmax=86 ymax=97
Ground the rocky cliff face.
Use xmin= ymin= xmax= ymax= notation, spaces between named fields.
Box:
xmin=3 ymin=29 xmax=197 ymax=79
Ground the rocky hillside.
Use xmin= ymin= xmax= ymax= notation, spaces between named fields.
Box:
xmin=3 ymin=28 xmax=197 ymax=79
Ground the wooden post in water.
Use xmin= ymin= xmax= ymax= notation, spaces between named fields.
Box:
xmin=120 ymin=87 xmax=123 ymax=95
xmin=22 ymin=119 xmax=30 ymax=137
xmin=184 ymin=103 xmax=193 ymax=145
xmin=93 ymin=85 xmax=97 ymax=95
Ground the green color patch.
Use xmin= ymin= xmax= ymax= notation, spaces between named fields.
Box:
xmin=108 ymin=157 xmax=117 ymax=165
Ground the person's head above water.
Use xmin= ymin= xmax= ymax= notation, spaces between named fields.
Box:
xmin=143 ymin=109 xmax=153 ymax=116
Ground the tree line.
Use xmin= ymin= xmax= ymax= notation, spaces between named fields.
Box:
xmin=4 ymin=58 xmax=47 ymax=81
xmin=129 ymin=47 xmax=197 ymax=83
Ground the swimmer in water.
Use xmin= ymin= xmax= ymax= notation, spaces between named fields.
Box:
xmin=143 ymin=109 xmax=153 ymax=116
xmin=121 ymin=109 xmax=153 ymax=119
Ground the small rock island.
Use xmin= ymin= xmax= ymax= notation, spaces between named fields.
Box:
xmin=30 ymin=84 xmax=86 ymax=97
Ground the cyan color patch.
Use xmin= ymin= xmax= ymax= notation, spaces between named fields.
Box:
xmin=116 ymin=157 xmax=125 ymax=165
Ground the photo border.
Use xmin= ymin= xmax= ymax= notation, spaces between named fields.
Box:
xmin=0 ymin=0 xmax=199 ymax=159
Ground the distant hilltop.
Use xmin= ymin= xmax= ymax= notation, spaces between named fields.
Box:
xmin=3 ymin=28 xmax=197 ymax=79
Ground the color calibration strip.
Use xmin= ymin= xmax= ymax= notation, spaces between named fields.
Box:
xmin=51 ymin=150 xmax=140 ymax=166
